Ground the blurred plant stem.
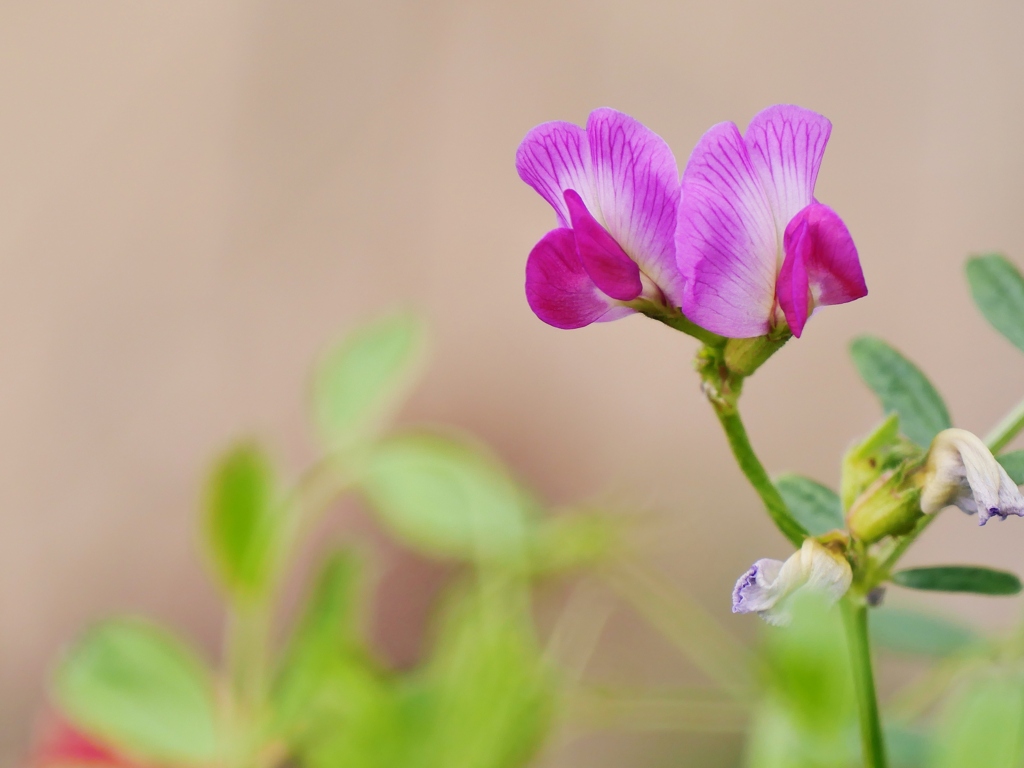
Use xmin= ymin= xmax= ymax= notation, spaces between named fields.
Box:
xmin=569 ymin=686 xmax=748 ymax=733
xmin=985 ymin=393 xmax=1024 ymax=452
xmin=842 ymin=596 xmax=888 ymax=768
xmin=224 ymin=602 xmax=270 ymax=768
xmin=712 ymin=403 xmax=806 ymax=547
xmin=603 ymin=559 xmax=754 ymax=699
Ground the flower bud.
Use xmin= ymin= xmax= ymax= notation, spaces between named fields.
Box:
xmin=846 ymin=470 xmax=923 ymax=543
xmin=731 ymin=539 xmax=852 ymax=625
xmin=919 ymin=429 xmax=1024 ymax=525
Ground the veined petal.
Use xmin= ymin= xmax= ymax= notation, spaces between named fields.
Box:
xmin=586 ymin=108 xmax=684 ymax=306
xmin=746 ymin=105 xmax=831 ymax=232
xmin=525 ymin=228 xmax=632 ymax=329
xmin=921 ymin=429 xmax=1024 ymax=525
xmin=516 ymin=121 xmax=597 ymax=227
xmin=777 ymin=203 xmax=867 ymax=337
xmin=732 ymin=539 xmax=851 ymax=625
xmin=564 ymin=189 xmax=643 ymax=301
xmin=677 ymin=121 xmax=779 ymax=338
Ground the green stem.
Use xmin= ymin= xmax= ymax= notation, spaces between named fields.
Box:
xmin=713 ymin=404 xmax=807 ymax=546
xmin=224 ymin=601 xmax=270 ymax=768
xmin=985 ymin=393 xmax=1024 ymax=452
xmin=638 ymin=305 xmax=726 ymax=347
xmin=842 ymin=597 xmax=888 ymax=768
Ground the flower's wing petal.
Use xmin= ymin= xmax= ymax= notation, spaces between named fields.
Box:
xmin=799 ymin=539 xmax=853 ymax=603
xmin=564 ymin=189 xmax=643 ymax=301
xmin=732 ymin=558 xmax=785 ymax=614
xmin=516 ymin=121 xmax=596 ymax=227
xmin=586 ymin=108 xmax=684 ymax=305
xmin=745 ymin=105 xmax=832 ymax=230
xmin=525 ymin=228 xmax=631 ymax=329
xmin=777 ymin=203 xmax=866 ymax=337
xmin=677 ymin=122 xmax=778 ymax=338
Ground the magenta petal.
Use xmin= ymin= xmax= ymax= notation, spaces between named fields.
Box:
xmin=745 ymin=105 xmax=831 ymax=231
xmin=778 ymin=203 xmax=867 ymax=337
xmin=677 ymin=122 xmax=779 ymax=338
xmin=525 ymin=228 xmax=630 ymax=329
xmin=516 ymin=121 xmax=596 ymax=227
xmin=564 ymin=189 xmax=643 ymax=301
xmin=585 ymin=108 xmax=684 ymax=306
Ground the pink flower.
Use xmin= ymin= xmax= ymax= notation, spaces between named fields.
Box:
xmin=676 ymin=105 xmax=867 ymax=338
xmin=30 ymin=718 xmax=144 ymax=768
xmin=516 ymin=109 xmax=684 ymax=329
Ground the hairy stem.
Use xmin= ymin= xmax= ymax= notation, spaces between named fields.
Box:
xmin=842 ymin=597 xmax=888 ymax=768
xmin=985 ymin=393 xmax=1024 ymax=452
xmin=713 ymin=404 xmax=807 ymax=547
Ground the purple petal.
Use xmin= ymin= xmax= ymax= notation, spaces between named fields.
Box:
xmin=516 ymin=121 xmax=597 ymax=227
xmin=777 ymin=203 xmax=866 ymax=337
xmin=745 ymin=105 xmax=831 ymax=231
xmin=585 ymin=108 xmax=684 ymax=306
xmin=525 ymin=228 xmax=632 ymax=329
xmin=732 ymin=558 xmax=785 ymax=614
xmin=564 ymin=189 xmax=642 ymax=301
xmin=677 ymin=122 xmax=779 ymax=338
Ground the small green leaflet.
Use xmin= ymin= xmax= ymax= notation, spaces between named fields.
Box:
xmin=54 ymin=618 xmax=219 ymax=767
xmin=890 ymin=566 xmax=1022 ymax=595
xmin=774 ymin=474 xmax=844 ymax=536
xmin=869 ymin=606 xmax=980 ymax=657
xmin=203 ymin=442 xmax=279 ymax=599
xmin=997 ymin=450 xmax=1024 ymax=484
xmin=966 ymin=254 xmax=1024 ymax=354
xmin=849 ymin=336 xmax=951 ymax=447
xmin=312 ymin=312 xmax=425 ymax=451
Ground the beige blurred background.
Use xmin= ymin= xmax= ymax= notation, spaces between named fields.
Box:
xmin=3 ymin=0 xmax=1024 ymax=764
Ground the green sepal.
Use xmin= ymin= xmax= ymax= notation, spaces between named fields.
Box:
xmin=723 ymin=329 xmax=791 ymax=377
xmin=846 ymin=469 xmax=923 ymax=544
xmin=840 ymin=414 xmax=921 ymax=512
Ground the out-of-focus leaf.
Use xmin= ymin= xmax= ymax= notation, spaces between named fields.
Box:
xmin=849 ymin=336 xmax=951 ymax=447
xmin=274 ymin=550 xmax=363 ymax=734
xmin=53 ymin=618 xmax=218 ymax=767
xmin=869 ymin=606 xmax=980 ymax=657
xmin=204 ymin=442 xmax=279 ymax=599
xmin=885 ymin=724 xmax=932 ymax=768
xmin=412 ymin=579 xmax=556 ymax=768
xmin=997 ymin=450 xmax=1024 ymax=484
xmin=966 ymin=254 xmax=1024 ymax=354
xmin=932 ymin=669 xmax=1024 ymax=768
xmin=528 ymin=511 xmax=621 ymax=576
xmin=746 ymin=592 xmax=855 ymax=768
xmin=891 ymin=566 xmax=1022 ymax=595
xmin=359 ymin=432 xmax=531 ymax=563
xmin=312 ymin=312 xmax=424 ymax=450
xmin=774 ymin=474 xmax=845 ymax=536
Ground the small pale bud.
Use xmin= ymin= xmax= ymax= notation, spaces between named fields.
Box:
xmin=846 ymin=470 xmax=923 ymax=543
xmin=920 ymin=429 xmax=1024 ymax=525
xmin=732 ymin=539 xmax=852 ymax=625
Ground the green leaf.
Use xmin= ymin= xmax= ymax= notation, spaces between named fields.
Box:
xmin=966 ymin=254 xmax=1024 ymax=354
xmin=414 ymin=580 xmax=556 ymax=768
xmin=932 ymin=669 xmax=1024 ymax=768
xmin=274 ymin=550 xmax=364 ymax=734
xmin=869 ymin=606 xmax=981 ymax=657
xmin=359 ymin=432 xmax=531 ymax=563
xmin=998 ymin=450 xmax=1024 ymax=484
xmin=312 ymin=312 xmax=425 ymax=450
xmin=53 ymin=618 xmax=219 ymax=767
xmin=850 ymin=336 xmax=951 ymax=447
xmin=774 ymin=474 xmax=844 ymax=536
xmin=891 ymin=566 xmax=1022 ymax=595
xmin=528 ymin=510 xmax=622 ymax=576
xmin=204 ymin=442 xmax=279 ymax=599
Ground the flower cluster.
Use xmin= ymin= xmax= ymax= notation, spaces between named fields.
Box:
xmin=516 ymin=105 xmax=868 ymax=337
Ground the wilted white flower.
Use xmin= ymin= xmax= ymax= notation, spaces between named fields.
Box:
xmin=731 ymin=538 xmax=852 ymax=625
xmin=919 ymin=429 xmax=1024 ymax=525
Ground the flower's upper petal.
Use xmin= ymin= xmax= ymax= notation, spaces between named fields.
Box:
xmin=677 ymin=121 xmax=779 ymax=338
xmin=732 ymin=557 xmax=785 ymax=614
xmin=516 ymin=121 xmax=596 ymax=227
xmin=745 ymin=105 xmax=831 ymax=231
xmin=777 ymin=203 xmax=867 ymax=337
xmin=564 ymin=189 xmax=643 ymax=301
xmin=525 ymin=228 xmax=632 ymax=329
xmin=586 ymin=108 xmax=684 ymax=306
xmin=921 ymin=429 xmax=1024 ymax=524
